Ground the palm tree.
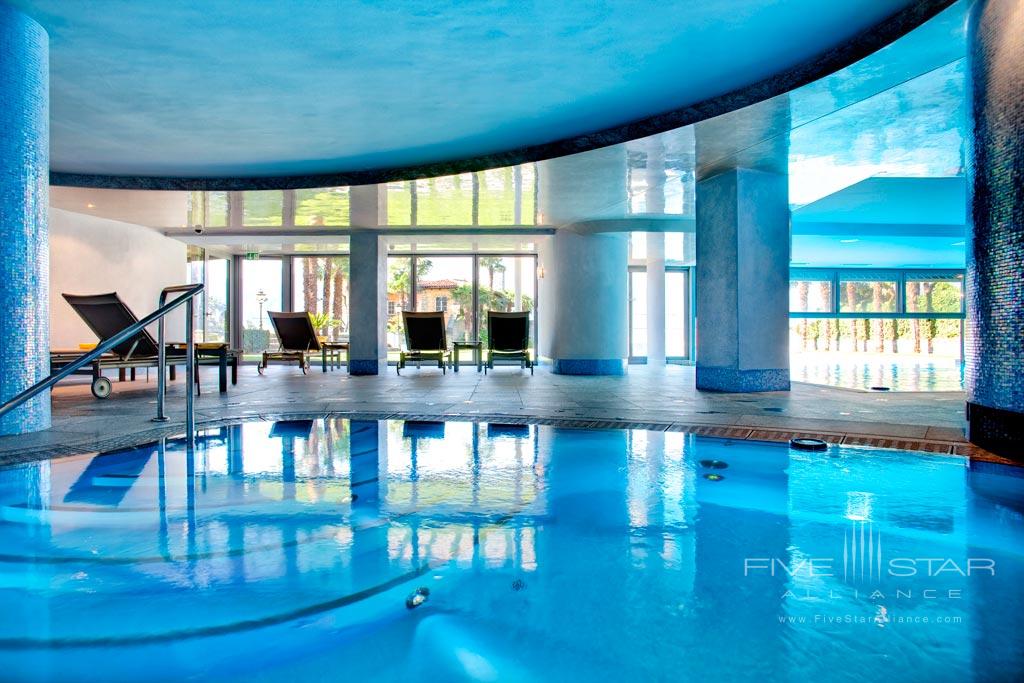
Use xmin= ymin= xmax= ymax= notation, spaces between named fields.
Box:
xmin=797 ymin=281 xmax=810 ymax=350
xmin=872 ymin=282 xmax=884 ymax=353
xmin=478 ymin=257 xmax=507 ymax=301
xmin=331 ymin=257 xmax=347 ymax=336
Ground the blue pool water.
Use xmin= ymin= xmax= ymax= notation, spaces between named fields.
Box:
xmin=0 ymin=419 xmax=1022 ymax=682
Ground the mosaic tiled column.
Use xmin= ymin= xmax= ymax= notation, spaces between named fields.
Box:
xmin=0 ymin=5 xmax=49 ymax=435
xmin=695 ymin=168 xmax=790 ymax=392
xmin=965 ymin=0 xmax=1024 ymax=456
xmin=347 ymin=185 xmax=388 ymax=375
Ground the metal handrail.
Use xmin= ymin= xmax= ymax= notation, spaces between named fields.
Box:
xmin=0 ymin=283 xmax=204 ymax=446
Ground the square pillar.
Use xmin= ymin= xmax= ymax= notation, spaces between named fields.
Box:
xmin=347 ymin=185 xmax=387 ymax=375
xmin=695 ymin=168 xmax=790 ymax=392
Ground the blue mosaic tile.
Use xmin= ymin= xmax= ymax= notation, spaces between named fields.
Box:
xmin=965 ymin=0 xmax=1024 ymax=455
xmin=696 ymin=368 xmax=790 ymax=393
xmin=552 ymin=358 xmax=626 ymax=376
xmin=0 ymin=6 xmax=49 ymax=436
xmin=348 ymin=359 xmax=384 ymax=376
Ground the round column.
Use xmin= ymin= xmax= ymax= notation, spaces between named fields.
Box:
xmin=538 ymin=148 xmax=629 ymax=375
xmin=0 ymin=5 xmax=49 ymax=435
xmin=965 ymin=0 xmax=1024 ymax=456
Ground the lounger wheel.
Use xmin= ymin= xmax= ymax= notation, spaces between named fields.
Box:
xmin=91 ymin=376 xmax=112 ymax=399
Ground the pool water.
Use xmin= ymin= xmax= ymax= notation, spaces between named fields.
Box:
xmin=0 ymin=419 xmax=1021 ymax=682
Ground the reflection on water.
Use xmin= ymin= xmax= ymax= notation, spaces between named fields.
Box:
xmin=793 ymin=356 xmax=965 ymax=391
xmin=0 ymin=419 xmax=1021 ymax=682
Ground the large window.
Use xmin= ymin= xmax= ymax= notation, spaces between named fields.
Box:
xmin=387 ymin=253 xmax=538 ymax=360
xmin=386 ymin=257 xmax=414 ymax=353
xmin=241 ymin=259 xmax=283 ymax=357
xmin=665 ymin=270 xmax=690 ymax=358
xmin=790 ymin=273 xmax=833 ymax=314
xmin=790 ymin=268 xmax=965 ymax=362
xmin=185 ymin=247 xmax=230 ymax=343
xmin=293 ymin=257 xmax=349 ymax=340
xmin=205 ymin=257 xmax=230 ymax=343
xmin=477 ymin=256 xmax=536 ymax=354
xmin=629 ymin=271 xmax=648 ymax=359
xmin=628 ymin=266 xmax=692 ymax=362
xmin=838 ymin=272 xmax=898 ymax=314
xmin=415 ymin=175 xmax=474 ymax=226
xmin=242 ymin=191 xmax=283 ymax=227
xmin=295 ymin=187 xmax=349 ymax=226
xmin=187 ymin=164 xmax=536 ymax=229
xmin=414 ymin=256 xmax=474 ymax=341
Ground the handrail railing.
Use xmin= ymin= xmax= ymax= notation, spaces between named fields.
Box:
xmin=0 ymin=283 xmax=204 ymax=447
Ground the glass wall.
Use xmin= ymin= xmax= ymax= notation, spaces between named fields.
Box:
xmin=387 ymin=253 xmax=538 ymax=361
xmin=185 ymin=247 xmax=230 ymax=343
xmin=477 ymin=256 xmax=536 ymax=353
xmin=414 ymin=256 xmax=474 ymax=342
xmin=386 ymin=257 xmax=414 ymax=353
xmin=241 ymin=259 xmax=283 ymax=357
xmin=205 ymin=257 xmax=230 ymax=343
xmin=665 ymin=270 xmax=689 ymax=358
xmin=242 ymin=191 xmax=284 ymax=227
xmin=187 ymin=164 xmax=536 ymax=230
xmin=293 ymin=257 xmax=349 ymax=340
xmin=629 ymin=270 xmax=648 ymax=359
xmin=416 ymin=175 xmax=474 ymax=226
xmin=790 ymin=268 xmax=966 ymax=389
xmin=295 ymin=187 xmax=349 ymax=226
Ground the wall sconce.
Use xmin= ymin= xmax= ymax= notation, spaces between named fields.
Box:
xmin=536 ymin=265 xmax=545 ymax=279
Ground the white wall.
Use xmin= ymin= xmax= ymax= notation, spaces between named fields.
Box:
xmin=49 ymin=208 xmax=187 ymax=349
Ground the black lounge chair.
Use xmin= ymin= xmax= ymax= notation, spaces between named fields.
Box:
xmin=485 ymin=311 xmax=533 ymax=374
xmin=259 ymin=311 xmax=321 ymax=374
xmin=398 ymin=311 xmax=450 ymax=375
xmin=60 ymin=292 xmax=188 ymax=398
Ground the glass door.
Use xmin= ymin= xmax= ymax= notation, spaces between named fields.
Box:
xmin=241 ymin=259 xmax=283 ymax=360
xmin=293 ymin=256 xmax=350 ymax=341
xmin=666 ymin=268 xmax=690 ymax=361
xmin=413 ymin=256 xmax=475 ymax=342
xmin=477 ymin=255 xmax=537 ymax=362
xmin=628 ymin=269 xmax=648 ymax=361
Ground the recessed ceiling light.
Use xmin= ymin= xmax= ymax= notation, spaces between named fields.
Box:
xmin=85 ymin=202 xmax=95 ymax=208
xmin=839 ymin=239 xmax=859 ymax=244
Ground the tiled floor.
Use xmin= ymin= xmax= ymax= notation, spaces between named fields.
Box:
xmin=0 ymin=363 xmax=984 ymax=464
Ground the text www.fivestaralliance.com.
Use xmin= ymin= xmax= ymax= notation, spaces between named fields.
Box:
xmin=779 ymin=615 xmax=963 ymax=625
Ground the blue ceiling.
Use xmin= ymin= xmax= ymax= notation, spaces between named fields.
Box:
xmin=9 ymin=0 xmax=950 ymax=186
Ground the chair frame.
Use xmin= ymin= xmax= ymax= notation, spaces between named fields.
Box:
xmin=259 ymin=311 xmax=322 ymax=375
xmin=485 ymin=310 xmax=534 ymax=375
xmin=398 ymin=311 xmax=450 ymax=375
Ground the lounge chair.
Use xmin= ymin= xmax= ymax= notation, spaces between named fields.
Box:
xmin=60 ymin=292 xmax=189 ymax=398
xmin=259 ymin=311 xmax=322 ymax=374
xmin=398 ymin=311 xmax=450 ymax=375
xmin=485 ymin=311 xmax=533 ymax=374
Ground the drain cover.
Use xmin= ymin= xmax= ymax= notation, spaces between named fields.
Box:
xmin=790 ymin=438 xmax=829 ymax=451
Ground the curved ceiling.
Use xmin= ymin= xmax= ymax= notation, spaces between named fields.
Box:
xmin=10 ymin=0 xmax=953 ymax=189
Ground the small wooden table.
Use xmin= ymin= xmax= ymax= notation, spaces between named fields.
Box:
xmin=451 ymin=340 xmax=483 ymax=373
xmin=321 ymin=341 xmax=349 ymax=372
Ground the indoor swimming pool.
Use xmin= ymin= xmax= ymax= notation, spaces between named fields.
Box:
xmin=0 ymin=418 xmax=1021 ymax=682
